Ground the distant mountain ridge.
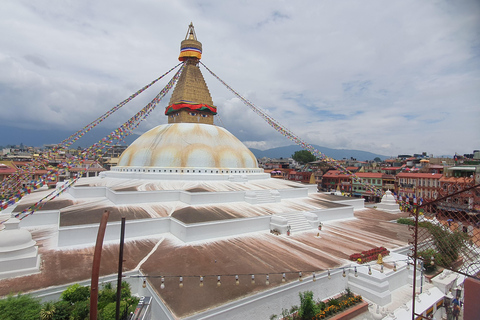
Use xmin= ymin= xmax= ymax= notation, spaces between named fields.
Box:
xmin=249 ymin=145 xmax=389 ymax=161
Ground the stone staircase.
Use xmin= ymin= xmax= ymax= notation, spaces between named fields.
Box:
xmin=255 ymin=190 xmax=276 ymax=204
xmin=275 ymin=211 xmax=312 ymax=233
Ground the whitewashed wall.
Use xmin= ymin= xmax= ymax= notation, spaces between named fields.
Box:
xmin=58 ymin=218 xmax=170 ymax=247
xmin=277 ymin=188 xmax=309 ymax=199
xmin=19 ymin=210 xmax=60 ymax=227
xmin=179 ymin=191 xmax=245 ymax=205
xmin=170 ymin=216 xmax=271 ymax=242
xmin=331 ymin=198 xmax=365 ymax=210
xmin=184 ymin=269 xmax=348 ymax=320
xmin=313 ymin=206 xmax=355 ymax=221
xmin=68 ymin=186 xmax=106 ymax=198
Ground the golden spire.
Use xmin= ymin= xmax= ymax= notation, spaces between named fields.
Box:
xmin=165 ymin=23 xmax=217 ymax=125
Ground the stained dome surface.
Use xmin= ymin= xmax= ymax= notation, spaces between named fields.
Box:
xmin=117 ymin=123 xmax=258 ymax=169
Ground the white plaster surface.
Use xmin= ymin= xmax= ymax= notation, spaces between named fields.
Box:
xmin=0 ymin=218 xmax=40 ymax=279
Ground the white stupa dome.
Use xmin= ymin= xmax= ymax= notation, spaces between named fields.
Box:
xmin=0 ymin=217 xmax=39 ymax=280
xmin=376 ymin=190 xmax=401 ymax=213
xmin=380 ymin=190 xmax=396 ymax=205
xmin=0 ymin=218 xmax=36 ymax=253
xmin=116 ymin=123 xmax=258 ymax=170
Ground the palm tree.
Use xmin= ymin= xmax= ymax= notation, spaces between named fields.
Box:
xmin=40 ymin=302 xmax=55 ymax=320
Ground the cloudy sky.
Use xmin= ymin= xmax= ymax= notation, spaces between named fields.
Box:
xmin=1 ymin=0 xmax=479 ymax=157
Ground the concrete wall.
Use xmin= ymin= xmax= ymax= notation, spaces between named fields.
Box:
xmin=58 ymin=218 xmax=170 ymax=247
xmin=105 ymin=189 xmax=179 ymax=204
xmin=68 ymin=186 xmax=106 ymax=198
xmin=69 ymin=184 xmax=327 ymax=208
xmin=58 ymin=215 xmax=272 ymax=247
xmin=184 ymin=269 xmax=348 ymax=320
xmin=277 ymin=188 xmax=309 ymax=199
xmin=332 ymin=198 xmax=365 ymax=210
xmin=170 ymin=216 xmax=271 ymax=242
xmin=306 ymin=184 xmax=318 ymax=194
xmin=179 ymin=191 xmax=244 ymax=205
xmin=19 ymin=210 xmax=60 ymax=228
xmin=464 ymin=277 xmax=480 ymax=320
xmin=71 ymin=187 xmax=259 ymax=206
xmin=21 ymin=265 xmax=420 ymax=320
xmin=313 ymin=206 xmax=355 ymax=222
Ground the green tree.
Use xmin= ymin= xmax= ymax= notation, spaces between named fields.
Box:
xmin=0 ymin=282 xmax=139 ymax=320
xmin=418 ymin=248 xmax=438 ymax=273
xmin=98 ymin=283 xmax=116 ymax=310
xmin=0 ymin=294 xmax=42 ymax=320
xmin=374 ymin=157 xmax=382 ymax=162
xmin=99 ymin=301 xmax=129 ymax=320
xmin=61 ymin=284 xmax=90 ymax=304
xmin=52 ymin=301 xmax=73 ymax=320
xmin=70 ymin=300 xmax=89 ymax=320
xmin=292 ymin=150 xmax=316 ymax=164
xmin=428 ymin=224 xmax=468 ymax=268
xmin=120 ymin=281 xmax=132 ymax=300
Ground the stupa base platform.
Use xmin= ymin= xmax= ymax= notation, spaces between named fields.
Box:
xmin=0 ymin=254 xmax=41 ymax=280
xmin=375 ymin=205 xmax=401 ymax=214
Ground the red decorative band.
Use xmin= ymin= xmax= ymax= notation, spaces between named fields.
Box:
xmin=165 ymin=103 xmax=217 ymax=115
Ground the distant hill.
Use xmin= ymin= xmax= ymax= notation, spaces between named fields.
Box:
xmin=249 ymin=145 xmax=389 ymax=161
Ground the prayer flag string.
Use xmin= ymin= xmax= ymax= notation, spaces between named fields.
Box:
xmin=0 ymin=63 xmax=184 ymax=220
xmin=200 ymin=61 xmax=383 ymax=198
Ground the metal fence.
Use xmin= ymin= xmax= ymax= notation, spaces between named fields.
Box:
xmin=410 ymin=183 xmax=480 ymax=319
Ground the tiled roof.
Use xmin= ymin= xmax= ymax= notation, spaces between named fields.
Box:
xmin=354 ymin=172 xmax=385 ymax=178
xmin=0 ymin=164 xmax=16 ymax=174
xmin=323 ymin=170 xmax=351 ymax=176
xmin=397 ymin=173 xmax=443 ymax=179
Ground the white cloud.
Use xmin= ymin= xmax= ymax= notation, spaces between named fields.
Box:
xmin=0 ymin=0 xmax=479 ymax=157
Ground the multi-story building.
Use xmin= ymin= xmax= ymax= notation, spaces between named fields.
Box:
xmin=0 ymin=162 xmax=16 ymax=183
xmin=287 ymin=170 xmax=313 ymax=183
xmin=321 ymin=170 xmax=352 ymax=193
xmin=351 ymin=172 xmax=384 ymax=202
xmin=396 ymin=172 xmax=443 ymax=203
xmin=65 ymin=160 xmax=106 ymax=179
xmin=437 ymin=166 xmax=480 ymax=216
